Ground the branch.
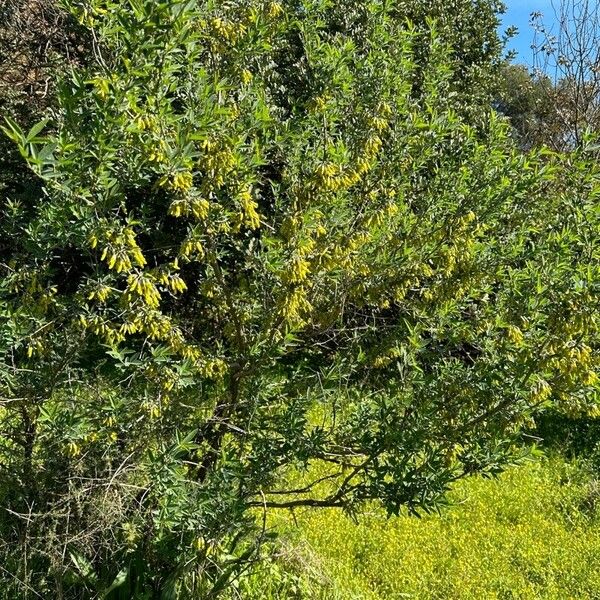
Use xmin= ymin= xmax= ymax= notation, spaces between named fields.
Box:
xmin=263 ymin=471 xmax=344 ymax=496
xmin=247 ymin=497 xmax=345 ymax=509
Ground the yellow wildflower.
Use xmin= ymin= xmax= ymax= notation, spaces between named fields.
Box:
xmin=238 ymin=187 xmax=261 ymax=229
xmin=268 ymin=2 xmax=284 ymax=18
xmin=241 ymin=69 xmax=253 ymax=84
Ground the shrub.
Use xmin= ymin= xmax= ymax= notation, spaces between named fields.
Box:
xmin=0 ymin=0 xmax=598 ymax=596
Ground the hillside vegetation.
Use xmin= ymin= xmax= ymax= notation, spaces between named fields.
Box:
xmin=0 ymin=0 xmax=598 ymax=598
xmin=241 ymin=457 xmax=600 ymax=599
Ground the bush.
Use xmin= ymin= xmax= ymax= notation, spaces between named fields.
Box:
xmin=0 ymin=0 xmax=598 ymax=597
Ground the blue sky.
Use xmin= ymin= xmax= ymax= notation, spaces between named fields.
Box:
xmin=500 ymin=0 xmax=557 ymax=65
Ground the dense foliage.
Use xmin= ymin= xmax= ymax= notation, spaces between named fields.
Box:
xmin=0 ymin=0 xmax=598 ymax=597
xmin=495 ymin=64 xmax=556 ymax=150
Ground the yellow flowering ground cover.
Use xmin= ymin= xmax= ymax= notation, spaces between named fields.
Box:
xmin=239 ymin=457 xmax=600 ymax=599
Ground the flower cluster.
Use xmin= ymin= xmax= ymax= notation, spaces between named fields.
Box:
xmin=90 ymin=225 xmax=146 ymax=273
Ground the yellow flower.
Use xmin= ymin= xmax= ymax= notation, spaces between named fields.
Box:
xmin=373 ymin=355 xmax=391 ymax=368
xmin=314 ymin=95 xmax=328 ymax=111
xmin=211 ymin=17 xmax=246 ymax=42
xmin=127 ymin=273 xmax=161 ymax=308
xmin=180 ymin=238 xmax=204 ymax=259
xmin=135 ymin=115 xmax=154 ymax=131
xmin=379 ymin=101 xmax=393 ymax=117
xmin=167 ymin=274 xmax=188 ymax=294
xmin=286 ymin=257 xmax=311 ymax=283
xmin=371 ymin=116 xmax=389 ymax=131
xmin=145 ymin=403 xmax=161 ymax=419
xmin=238 ymin=187 xmax=261 ymax=229
xmin=148 ymin=148 xmax=166 ymax=163
xmin=169 ymin=197 xmax=209 ymax=220
xmin=92 ymin=77 xmax=110 ymax=100
xmin=268 ymin=2 xmax=284 ymax=18
xmin=365 ymin=135 xmax=382 ymax=155
xmin=530 ymin=379 xmax=552 ymax=403
xmin=241 ymin=69 xmax=253 ymax=84
xmin=66 ymin=441 xmax=81 ymax=457
xmin=280 ymin=287 xmax=312 ymax=324
xmin=171 ymin=171 xmax=194 ymax=193
xmin=192 ymin=198 xmax=210 ymax=219
xmin=88 ymin=284 xmax=112 ymax=302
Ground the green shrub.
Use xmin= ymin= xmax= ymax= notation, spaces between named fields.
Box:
xmin=0 ymin=0 xmax=598 ymax=597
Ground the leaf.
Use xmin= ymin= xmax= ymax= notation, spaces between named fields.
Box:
xmin=101 ymin=568 xmax=128 ymax=597
xmin=26 ymin=119 xmax=49 ymax=143
xmin=69 ymin=550 xmax=98 ymax=585
xmin=1 ymin=116 xmax=25 ymax=145
xmin=160 ymin=578 xmax=178 ymax=600
xmin=37 ymin=142 xmax=57 ymax=163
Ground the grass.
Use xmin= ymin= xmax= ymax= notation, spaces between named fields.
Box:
xmin=235 ymin=456 xmax=600 ymax=599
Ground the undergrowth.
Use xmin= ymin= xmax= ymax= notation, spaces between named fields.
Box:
xmin=234 ymin=456 xmax=600 ymax=599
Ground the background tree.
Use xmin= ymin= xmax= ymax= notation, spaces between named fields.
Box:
xmin=530 ymin=0 xmax=600 ymax=149
xmin=496 ymin=1 xmax=600 ymax=151
xmin=0 ymin=0 xmax=597 ymax=597
xmin=495 ymin=63 xmax=557 ymax=149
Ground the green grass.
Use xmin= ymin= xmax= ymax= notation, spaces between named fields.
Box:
xmin=236 ymin=457 xmax=600 ymax=599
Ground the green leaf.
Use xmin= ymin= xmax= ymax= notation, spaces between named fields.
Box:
xmin=69 ymin=550 xmax=98 ymax=585
xmin=26 ymin=119 xmax=49 ymax=143
xmin=101 ymin=568 xmax=129 ymax=597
